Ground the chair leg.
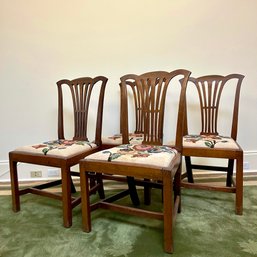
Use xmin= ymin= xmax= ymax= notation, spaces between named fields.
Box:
xmin=80 ymin=170 xmax=92 ymax=232
xmin=96 ymin=173 xmax=105 ymax=199
xmin=174 ymin=164 xmax=182 ymax=213
xmin=143 ymin=178 xmax=151 ymax=205
xmin=9 ymin=159 xmax=20 ymax=212
xmin=89 ymin=172 xmax=96 ymax=189
xmin=226 ymin=159 xmax=234 ymax=187
xmin=235 ymin=156 xmax=243 ymax=215
xmin=185 ymin=156 xmax=194 ymax=183
xmin=61 ymin=167 xmax=72 ymax=228
xmin=163 ymin=171 xmax=173 ymax=253
xmin=127 ymin=176 xmax=140 ymax=206
xmin=71 ymin=178 xmax=77 ymax=194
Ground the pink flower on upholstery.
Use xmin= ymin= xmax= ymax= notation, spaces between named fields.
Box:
xmin=62 ymin=140 xmax=75 ymax=146
xmin=32 ymin=144 xmax=47 ymax=149
xmin=133 ymin=145 xmax=152 ymax=151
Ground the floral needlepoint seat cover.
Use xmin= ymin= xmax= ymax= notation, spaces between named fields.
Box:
xmin=183 ymin=135 xmax=239 ymax=149
xmin=14 ymin=139 xmax=97 ymax=157
xmin=85 ymin=144 xmax=177 ymax=168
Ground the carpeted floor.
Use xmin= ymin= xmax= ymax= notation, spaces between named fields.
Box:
xmin=0 ymin=186 xmax=257 ymax=257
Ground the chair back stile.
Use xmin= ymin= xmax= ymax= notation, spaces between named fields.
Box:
xmin=175 ymin=72 xmax=189 ymax=153
xmin=230 ymin=74 xmax=244 ymax=140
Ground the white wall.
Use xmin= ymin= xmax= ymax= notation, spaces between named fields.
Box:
xmin=1 ymin=0 xmax=257 ymax=181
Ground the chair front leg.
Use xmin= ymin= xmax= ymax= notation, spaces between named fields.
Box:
xmin=235 ymin=155 xmax=243 ymax=215
xmin=163 ymin=171 xmax=173 ymax=253
xmin=80 ymin=169 xmax=92 ymax=232
xmin=174 ymin=164 xmax=182 ymax=213
xmin=61 ymin=166 xmax=72 ymax=228
xmin=9 ymin=159 xmax=20 ymax=212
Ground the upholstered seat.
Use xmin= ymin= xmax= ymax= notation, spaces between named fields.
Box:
xmin=14 ymin=139 xmax=98 ymax=157
xmin=86 ymin=143 xmax=177 ymax=167
xmin=183 ymin=135 xmax=240 ymax=149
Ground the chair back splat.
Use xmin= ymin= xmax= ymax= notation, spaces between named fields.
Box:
xmin=186 ymin=74 xmax=243 ymax=138
xmin=57 ymin=76 xmax=106 ymax=143
xmin=121 ymin=73 xmax=168 ymax=145
xmin=79 ymin=69 xmax=191 ymax=254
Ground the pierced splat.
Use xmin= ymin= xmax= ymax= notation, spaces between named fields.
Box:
xmin=57 ymin=77 xmax=107 ymax=142
xmin=121 ymin=70 xmax=190 ymax=146
xmin=188 ymin=75 xmax=243 ymax=138
xmin=195 ymin=77 xmax=224 ymax=135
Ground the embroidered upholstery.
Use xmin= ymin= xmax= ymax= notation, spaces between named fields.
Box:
xmin=15 ymin=139 xmax=97 ymax=157
xmin=183 ymin=135 xmax=239 ymax=149
xmin=85 ymin=144 xmax=177 ymax=168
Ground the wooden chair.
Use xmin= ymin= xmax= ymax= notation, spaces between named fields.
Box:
xmin=101 ymin=79 xmax=153 ymax=206
xmin=79 ymin=69 xmax=191 ymax=253
xmin=102 ymin=80 xmax=144 ymax=148
xmin=9 ymin=76 xmax=107 ymax=228
xmin=181 ymin=74 xmax=245 ymax=215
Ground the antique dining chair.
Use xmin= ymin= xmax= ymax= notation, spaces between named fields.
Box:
xmin=102 ymin=80 xmax=144 ymax=148
xmin=79 ymin=69 xmax=191 ymax=253
xmin=9 ymin=76 xmax=107 ymax=228
xmin=181 ymin=74 xmax=244 ymax=215
xmin=101 ymin=79 xmax=155 ymax=206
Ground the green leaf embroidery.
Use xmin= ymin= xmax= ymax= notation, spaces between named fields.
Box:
xmin=108 ymin=153 xmax=122 ymax=162
xmin=42 ymin=148 xmax=50 ymax=155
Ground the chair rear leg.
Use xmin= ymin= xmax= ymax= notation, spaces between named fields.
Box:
xmin=89 ymin=172 xmax=96 ymax=189
xmin=127 ymin=176 xmax=140 ymax=206
xmin=96 ymin=173 xmax=105 ymax=199
xmin=185 ymin=156 xmax=194 ymax=183
xmin=226 ymin=159 xmax=234 ymax=187
xmin=9 ymin=159 xmax=20 ymax=212
xmin=71 ymin=177 xmax=77 ymax=194
xmin=143 ymin=179 xmax=151 ymax=205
